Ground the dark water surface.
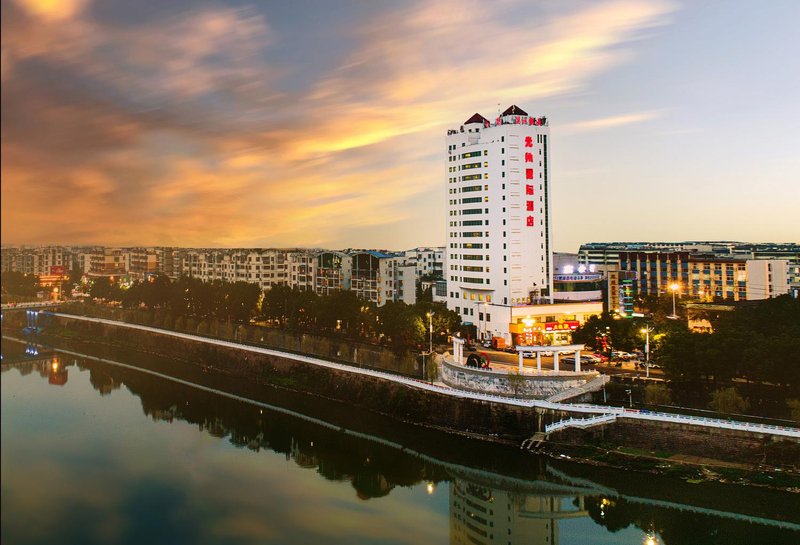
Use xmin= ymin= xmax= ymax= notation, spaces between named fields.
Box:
xmin=2 ymin=338 xmax=798 ymax=545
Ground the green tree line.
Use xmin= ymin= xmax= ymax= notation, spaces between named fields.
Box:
xmin=92 ymin=275 xmax=460 ymax=351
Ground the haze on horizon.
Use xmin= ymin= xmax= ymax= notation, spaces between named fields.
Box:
xmin=2 ymin=0 xmax=798 ymax=252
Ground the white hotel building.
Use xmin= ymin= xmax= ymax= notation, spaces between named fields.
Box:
xmin=446 ymin=106 xmax=601 ymax=346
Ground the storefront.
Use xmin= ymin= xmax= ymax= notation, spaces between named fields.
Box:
xmin=507 ymin=301 xmax=602 ymax=347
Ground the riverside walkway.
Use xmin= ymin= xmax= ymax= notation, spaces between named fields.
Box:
xmin=38 ymin=312 xmax=800 ymax=440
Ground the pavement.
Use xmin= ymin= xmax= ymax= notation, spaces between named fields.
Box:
xmin=458 ymin=346 xmax=665 ymax=379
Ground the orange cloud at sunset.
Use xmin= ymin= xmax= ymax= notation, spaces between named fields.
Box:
xmin=5 ymin=0 xmax=796 ymax=249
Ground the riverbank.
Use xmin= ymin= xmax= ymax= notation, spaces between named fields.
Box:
xmin=6 ymin=312 xmax=800 ymax=483
xmin=5 ymin=327 xmax=800 ymax=492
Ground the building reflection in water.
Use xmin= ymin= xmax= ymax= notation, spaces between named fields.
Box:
xmin=450 ymin=475 xmax=587 ymax=545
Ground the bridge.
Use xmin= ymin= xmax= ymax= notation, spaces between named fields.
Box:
xmin=16 ymin=310 xmax=800 ymax=441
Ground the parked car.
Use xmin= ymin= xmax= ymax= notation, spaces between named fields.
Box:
xmin=592 ymin=353 xmax=609 ymax=363
xmin=481 ymin=340 xmax=492 ymax=349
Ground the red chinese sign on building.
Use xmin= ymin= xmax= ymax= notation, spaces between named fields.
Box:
xmin=524 ymin=136 xmax=533 ymax=148
xmin=545 ymin=321 xmax=580 ymax=332
xmin=495 ymin=117 xmax=546 ymax=127
xmin=50 ymin=265 xmax=65 ymax=276
xmin=526 ymin=216 xmax=535 ymax=227
xmin=524 ymin=152 xmax=533 ymax=162
xmin=525 ymin=184 xmax=534 ymax=195
xmin=526 ymin=201 xmax=535 ymax=211
xmin=526 ymin=169 xmax=534 ymax=179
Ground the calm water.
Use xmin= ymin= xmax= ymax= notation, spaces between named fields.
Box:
xmin=2 ymin=338 xmax=799 ymax=545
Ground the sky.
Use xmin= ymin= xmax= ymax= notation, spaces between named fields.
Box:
xmin=2 ymin=0 xmax=799 ymax=252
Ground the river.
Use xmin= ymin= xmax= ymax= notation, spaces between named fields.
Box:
xmin=1 ymin=338 xmax=798 ymax=545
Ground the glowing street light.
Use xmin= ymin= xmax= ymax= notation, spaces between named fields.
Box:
xmin=640 ymin=326 xmax=653 ymax=378
xmin=667 ymin=283 xmax=680 ymax=319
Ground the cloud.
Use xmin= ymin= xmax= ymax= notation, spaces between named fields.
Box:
xmin=14 ymin=0 xmax=88 ymax=21
xmin=561 ymin=110 xmax=663 ymax=132
xmin=1 ymin=0 xmax=677 ymax=247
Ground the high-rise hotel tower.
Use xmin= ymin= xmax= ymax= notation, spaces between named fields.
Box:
xmin=446 ymin=105 xmax=553 ymax=343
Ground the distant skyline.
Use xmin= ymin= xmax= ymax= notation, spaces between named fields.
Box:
xmin=2 ymin=0 xmax=799 ymax=252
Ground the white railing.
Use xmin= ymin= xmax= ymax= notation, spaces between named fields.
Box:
xmin=619 ymin=408 xmax=800 ymax=436
xmin=1 ymin=301 xmax=61 ymax=310
xmin=546 ymin=375 xmax=610 ymax=402
xmin=545 ymin=414 xmax=617 ymax=433
xmin=42 ymin=312 xmax=800 ymax=439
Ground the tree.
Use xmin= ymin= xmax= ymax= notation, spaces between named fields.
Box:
xmin=0 ymin=271 xmax=39 ymax=297
xmin=787 ymin=399 xmax=800 ymax=424
xmin=68 ymin=267 xmax=84 ymax=288
xmin=89 ymin=277 xmax=122 ymax=301
xmin=643 ymin=384 xmax=673 ymax=406
xmin=506 ymin=370 xmax=526 ymax=397
xmin=708 ymin=387 xmax=750 ymax=414
xmin=377 ymin=301 xmax=425 ymax=350
xmin=571 ymin=312 xmax=650 ymax=352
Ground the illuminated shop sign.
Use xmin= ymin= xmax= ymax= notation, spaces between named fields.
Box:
xmin=544 ymin=321 xmax=580 ymax=332
xmin=553 ymin=274 xmax=602 ymax=282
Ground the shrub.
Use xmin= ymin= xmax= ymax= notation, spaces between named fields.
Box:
xmin=788 ymin=399 xmax=800 ymax=423
xmin=709 ymin=387 xmax=750 ymax=414
xmin=644 ymin=383 xmax=673 ymax=406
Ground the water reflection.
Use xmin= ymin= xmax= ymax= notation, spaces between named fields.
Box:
xmin=1 ymin=342 xmax=799 ymax=545
xmin=450 ymin=477 xmax=587 ymax=544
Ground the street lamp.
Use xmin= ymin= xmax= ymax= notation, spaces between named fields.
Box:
xmin=426 ymin=311 xmax=434 ymax=355
xmin=425 ymin=311 xmax=434 ymax=382
xmin=640 ymin=326 xmax=653 ymax=378
xmin=668 ymin=283 xmax=679 ymax=319
xmin=625 ymin=388 xmax=633 ymax=408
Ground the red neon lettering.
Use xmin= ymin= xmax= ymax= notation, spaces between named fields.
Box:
xmin=524 ymin=136 xmax=533 ymax=147
xmin=526 ymin=201 xmax=534 ymax=211
xmin=526 ymin=216 xmax=534 ymax=227
xmin=526 ymin=169 xmax=534 ymax=179
xmin=524 ymin=152 xmax=533 ymax=162
xmin=525 ymin=184 xmax=534 ymax=195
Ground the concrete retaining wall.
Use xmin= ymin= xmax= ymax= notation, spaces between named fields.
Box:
xmin=441 ymin=358 xmax=598 ymax=399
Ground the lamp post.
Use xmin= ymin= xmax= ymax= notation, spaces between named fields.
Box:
xmin=427 ymin=311 xmax=434 ymax=355
xmin=640 ymin=326 xmax=653 ymax=378
xmin=668 ymin=283 xmax=679 ymax=319
xmin=425 ymin=311 xmax=434 ymax=382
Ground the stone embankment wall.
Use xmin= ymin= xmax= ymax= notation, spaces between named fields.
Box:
xmin=551 ymin=420 xmax=800 ymax=466
xmin=441 ymin=359 xmax=598 ymax=399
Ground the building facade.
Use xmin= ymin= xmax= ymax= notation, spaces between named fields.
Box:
xmin=619 ymin=251 xmax=789 ymax=301
xmin=445 ymin=106 xmax=554 ymax=342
